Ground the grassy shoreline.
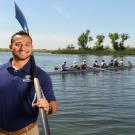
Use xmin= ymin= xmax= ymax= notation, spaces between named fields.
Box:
xmin=0 ymin=48 xmax=135 ymax=56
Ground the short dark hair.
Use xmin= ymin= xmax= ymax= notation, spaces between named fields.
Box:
xmin=11 ymin=31 xmax=32 ymax=44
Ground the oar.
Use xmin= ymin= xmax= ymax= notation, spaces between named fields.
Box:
xmin=14 ymin=1 xmax=51 ymax=134
xmin=89 ymin=66 xmax=120 ymax=74
xmin=31 ymin=55 xmax=51 ymax=135
xmin=100 ymin=68 xmax=113 ymax=73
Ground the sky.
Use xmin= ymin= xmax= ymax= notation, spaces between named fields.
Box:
xmin=0 ymin=0 xmax=135 ymax=49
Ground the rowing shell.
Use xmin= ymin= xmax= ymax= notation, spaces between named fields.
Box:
xmin=48 ymin=65 xmax=132 ymax=75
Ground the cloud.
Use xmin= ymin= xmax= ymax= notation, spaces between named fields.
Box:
xmin=53 ymin=5 xmax=70 ymax=19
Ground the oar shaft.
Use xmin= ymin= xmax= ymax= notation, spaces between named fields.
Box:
xmin=33 ymin=78 xmax=42 ymax=99
xmin=39 ymin=108 xmax=51 ymax=135
xmin=34 ymin=77 xmax=51 ymax=135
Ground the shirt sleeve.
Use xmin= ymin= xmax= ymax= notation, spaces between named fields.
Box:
xmin=38 ymin=69 xmax=56 ymax=102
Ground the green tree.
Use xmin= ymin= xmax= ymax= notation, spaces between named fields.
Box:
xmin=108 ymin=33 xmax=119 ymax=50
xmin=77 ymin=29 xmax=93 ymax=49
xmin=94 ymin=34 xmax=105 ymax=50
xmin=119 ymin=33 xmax=129 ymax=50
xmin=66 ymin=44 xmax=75 ymax=50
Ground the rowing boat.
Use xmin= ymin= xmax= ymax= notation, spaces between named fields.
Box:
xmin=48 ymin=67 xmax=95 ymax=75
xmin=48 ymin=65 xmax=132 ymax=75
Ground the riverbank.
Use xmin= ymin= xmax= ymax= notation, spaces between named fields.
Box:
xmin=51 ymin=49 xmax=135 ymax=56
xmin=35 ymin=48 xmax=135 ymax=56
xmin=0 ymin=48 xmax=135 ymax=56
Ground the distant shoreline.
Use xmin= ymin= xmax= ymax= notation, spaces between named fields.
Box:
xmin=0 ymin=48 xmax=135 ymax=56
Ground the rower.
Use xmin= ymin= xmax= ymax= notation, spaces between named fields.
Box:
xmin=100 ymin=60 xmax=107 ymax=68
xmin=108 ymin=60 xmax=114 ymax=67
xmin=71 ymin=61 xmax=80 ymax=70
xmin=61 ymin=61 xmax=67 ymax=71
xmin=80 ymin=60 xmax=87 ymax=69
xmin=113 ymin=59 xmax=119 ymax=67
xmin=93 ymin=60 xmax=100 ymax=67
xmin=118 ymin=59 xmax=124 ymax=66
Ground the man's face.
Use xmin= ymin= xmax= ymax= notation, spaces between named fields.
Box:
xmin=10 ymin=35 xmax=33 ymax=60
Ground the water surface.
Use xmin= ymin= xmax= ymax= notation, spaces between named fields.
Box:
xmin=0 ymin=52 xmax=135 ymax=135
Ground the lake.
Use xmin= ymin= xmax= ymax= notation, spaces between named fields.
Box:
xmin=0 ymin=52 xmax=135 ymax=135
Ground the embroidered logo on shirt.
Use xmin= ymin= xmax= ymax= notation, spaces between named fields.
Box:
xmin=23 ymin=75 xmax=32 ymax=82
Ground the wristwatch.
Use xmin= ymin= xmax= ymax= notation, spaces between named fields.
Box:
xmin=48 ymin=106 xmax=53 ymax=115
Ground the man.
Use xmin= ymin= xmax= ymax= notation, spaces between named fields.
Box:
xmin=93 ymin=60 xmax=100 ymax=68
xmin=113 ymin=59 xmax=119 ymax=67
xmin=0 ymin=31 xmax=58 ymax=135
xmin=80 ymin=60 xmax=87 ymax=69
xmin=118 ymin=59 xmax=124 ymax=66
xmin=108 ymin=60 xmax=114 ymax=67
xmin=100 ymin=60 xmax=107 ymax=68
xmin=60 ymin=61 xmax=67 ymax=71
xmin=71 ymin=61 xmax=80 ymax=70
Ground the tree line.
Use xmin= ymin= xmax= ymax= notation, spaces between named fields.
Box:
xmin=66 ymin=29 xmax=130 ymax=51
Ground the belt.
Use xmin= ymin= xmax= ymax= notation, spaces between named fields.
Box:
xmin=0 ymin=122 xmax=36 ymax=135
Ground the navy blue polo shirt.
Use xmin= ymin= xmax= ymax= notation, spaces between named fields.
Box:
xmin=0 ymin=58 xmax=56 ymax=131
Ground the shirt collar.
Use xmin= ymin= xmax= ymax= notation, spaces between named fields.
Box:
xmin=6 ymin=58 xmax=32 ymax=73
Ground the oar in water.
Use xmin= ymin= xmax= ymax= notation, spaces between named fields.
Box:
xmin=100 ymin=68 xmax=113 ymax=73
xmin=89 ymin=66 xmax=120 ymax=74
xmin=14 ymin=1 xmax=51 ymax=135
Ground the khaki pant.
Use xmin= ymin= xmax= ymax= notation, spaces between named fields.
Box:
xmin=0 ymin=124 xmax=39 ymax=135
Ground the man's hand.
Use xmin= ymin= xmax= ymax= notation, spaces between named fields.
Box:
xmin=34 ymin=98 xmax=49 ymax=114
